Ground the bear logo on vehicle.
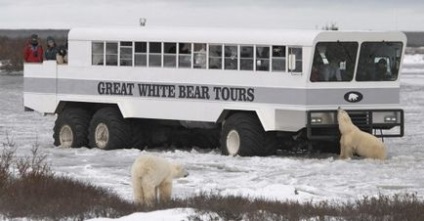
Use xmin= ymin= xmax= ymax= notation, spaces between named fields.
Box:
xmin=344 ymin=91 xmax=363 ymax=103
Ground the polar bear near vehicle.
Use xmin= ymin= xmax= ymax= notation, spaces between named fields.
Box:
xmin=337 ymin=107 xmax=387 ymax=160
xmin=131 ymin=154 xmax=189 ymax=206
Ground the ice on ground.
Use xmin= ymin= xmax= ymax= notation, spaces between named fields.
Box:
xmin=403 ymin=54 xmax=424 ymax=65
xmin=86 ymin=208 xmax=197 ymax=221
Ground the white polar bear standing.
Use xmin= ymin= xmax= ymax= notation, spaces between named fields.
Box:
xmin=337 ymin=107 xmax=387 ymax=160
xmin=131 ymin=154 xmax=189 ymax=207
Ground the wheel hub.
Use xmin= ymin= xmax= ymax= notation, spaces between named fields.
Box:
xmin=59 ymin=125 xmax=73 ymax=148
xmin=95 ymin=123 xmax=109 ymax=149
xmin=226 ymin=129 xmax=240 ymax=156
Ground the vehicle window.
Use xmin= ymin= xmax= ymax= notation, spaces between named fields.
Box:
xmin=120 ymin=41 xmax=133 ymax=66
xmin=135 ymin=42 xmax=147 ymax=67
xmin=149 ymin=42 xmax=162 ymax=67
xmin=272 ymin=45 xmax=286 ymax=72
xmin=194 ymin=43 xmax=207 ymax=69
xmin=240 ymin=46 xmax=253 ymax=70
xmin=164 ymin=43 xmax=177 ymax=68
xmin=224 ymin=45 xmax=238 ymax=70
xmin=209 ymin=44 xmax=222 ymax=69
xmin=92 ymin=42 xmax=104 ymax=65
xmin=256 ymin=46 xmax=270 ymax=71
xmin=356 ymin=42 xmax=403 ymax=81
xmin=310 ymin=42 xmax=358 ymax=82
xmin=179 ymin=43 xmax=192 ymax=68
xmin=105 ymin=42 xmax=118 ymax=66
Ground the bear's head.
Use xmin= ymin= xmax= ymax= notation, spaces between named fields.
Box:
xmin=171 ymin=163 xmax=189 ymax=179
xmin=337 ymin=107 xmax=354 ymax=134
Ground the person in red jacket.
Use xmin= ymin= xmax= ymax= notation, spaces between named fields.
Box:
xmin=24 ymin=34 xmax=44 ymax=63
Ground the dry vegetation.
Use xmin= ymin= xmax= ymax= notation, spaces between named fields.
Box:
xmin=0 ymin=36 xmax=27 ymax=73
xmin=0 ymin=136 xmax=137 ymax=220
xmin=0 ymin=136 xmax=423 ymax=221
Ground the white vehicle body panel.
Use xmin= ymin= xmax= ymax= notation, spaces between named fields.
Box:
xmin=23 ymin=27 xmax=407 ymax=133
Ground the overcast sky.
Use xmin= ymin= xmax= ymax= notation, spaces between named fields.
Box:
xmin=0 ymin=0 xmax=423 ymax=31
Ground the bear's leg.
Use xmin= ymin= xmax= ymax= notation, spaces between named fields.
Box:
xmin=158 ymin=181 xmax=172 ymax=203
xmin=132 ymin=177 xmax=145 ymax=206
xmin=339 ymin=136 xmax=354 ymax=159
xmin=339 ymin=142 xmax=348 ymax=159
xmin=142 ymin=181 xmax=157 ymax=207
xmin=155 ymin=186 xmax=161 ymax=204
xmin=339 ymin=144 xmax=354 ymax=159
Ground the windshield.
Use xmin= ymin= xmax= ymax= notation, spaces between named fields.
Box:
xmin=310 ymin=42 xmax=358 ymax=82
xmin=356 ymin=42 xmax=403 ymax=81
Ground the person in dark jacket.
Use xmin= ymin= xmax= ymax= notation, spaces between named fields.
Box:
xmin=44 ymin=36 xmax=58 ymax=60
xmin=24 ymin=34 xmax=43 ymax=63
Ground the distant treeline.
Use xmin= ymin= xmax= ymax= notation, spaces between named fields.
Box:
xmin=0 ymin=29 xmax=423 ymax=73
xmin=0 ymin=29 xmax=69 ymax=39
xmin=404 ymin=32 xmax=424 ymax=47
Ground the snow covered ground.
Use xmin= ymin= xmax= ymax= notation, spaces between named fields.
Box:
xmin=403 ymin=53 xmax=424 ymax=73
xmin=1 ymin=55 xmax=424 ymax=220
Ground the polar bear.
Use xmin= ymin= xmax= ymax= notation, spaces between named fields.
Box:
xmin=131 ymin=154 xmax=189 ymax=207
xmin=337 ymin=107 xmax=387 ymax=160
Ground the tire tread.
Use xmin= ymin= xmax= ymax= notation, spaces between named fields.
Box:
xmin=53 ymin=108 xmax=91 ymax=148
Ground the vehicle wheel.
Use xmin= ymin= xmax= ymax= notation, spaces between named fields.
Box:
xmin=53 ymin=108 xmax=91 ymax=148
xmin=220 ymin=113 xmax=277 ymax=156
xmin=88 ymin=107 xmax=131 ymax=150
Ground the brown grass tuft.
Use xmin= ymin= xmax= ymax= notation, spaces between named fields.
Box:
xmin=0 ymin=136 xmax=137 ymax=220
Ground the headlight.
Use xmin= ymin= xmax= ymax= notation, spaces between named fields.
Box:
xmin=310 ymin=112 xmax=336 ymax=124
xmin=384 ymin=116 xmax=397 ymax=123
xmin=373 ymin=111 xmax=401 ymax=124
xmin=311 ymin=117 xmax=323 ymax=124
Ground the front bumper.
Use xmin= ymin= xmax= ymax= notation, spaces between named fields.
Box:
xmin=307 ymin=109 xmax=404 ymax=140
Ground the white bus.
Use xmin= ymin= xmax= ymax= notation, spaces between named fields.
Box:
xmin=23 ymin=26 xmax=406 ymax=156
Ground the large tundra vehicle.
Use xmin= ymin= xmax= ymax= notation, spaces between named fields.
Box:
xmin=23 ymin=27 xmax=406 ymax=156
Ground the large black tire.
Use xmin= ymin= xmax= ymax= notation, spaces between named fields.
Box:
xmin=53 ymin=108 xmax=91 ymax=148
xmin=88 ymin=107 xmax=131 ymax=150
xmin=220 ymin=113 xmax=277 ymax=156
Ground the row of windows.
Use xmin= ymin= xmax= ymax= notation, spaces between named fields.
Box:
xmin=92 ymin=41 xmax=303 ymax=72
xmin=310 ymin=41 xmax=403 ymax=82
